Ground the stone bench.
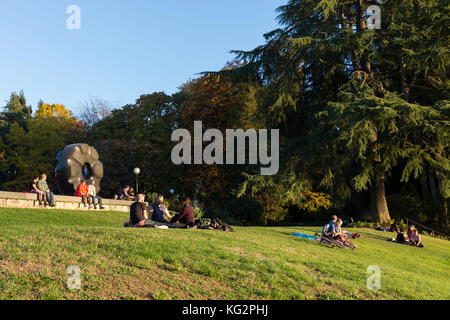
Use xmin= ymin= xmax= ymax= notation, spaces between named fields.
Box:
xmin=0 ymin=191 xmax=137 ymax=213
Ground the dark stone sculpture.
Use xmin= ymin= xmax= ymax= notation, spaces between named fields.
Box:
xmin=55 ymin=144 xmax=103 ymax=195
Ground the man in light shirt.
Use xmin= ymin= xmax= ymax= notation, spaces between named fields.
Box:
xmin=88 ymin=180 xmax=106 ymax=210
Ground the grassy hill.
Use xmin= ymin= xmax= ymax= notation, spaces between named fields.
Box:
xmin=0 ymin=207 xmax=449 ymax=300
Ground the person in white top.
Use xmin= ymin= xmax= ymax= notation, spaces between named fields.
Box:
xmin=88 ymin=180 xmax=106 ymax=210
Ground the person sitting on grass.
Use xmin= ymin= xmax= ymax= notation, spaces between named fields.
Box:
xmin=396 ymin=228 xmax=409 ymax=244
xmin=30 ymin=176 xmax=46 ymax=206
xmin=88 ymin=180 xmax=105 ymax=210
xmin=409 ymin=229 xmax=424 ymax=248
xmin=75 ymin=179 xmax=91 ymax=208
xmin=407 ymin=225 xmax=416 ymax=240
xmin=151 ymin=194 xmax=172 ymax=224
xmin=170 ymin=197 xmax=195 ymax=228
xmin=332 ymin=219 xmax=357 ymax=248
xmin=326 ymin=215 xmax=338 ymax=235
xmin=126 ymin=194 xmax=169 ymax=228
xmin=37 ymin=174 xmax=56 ymax=207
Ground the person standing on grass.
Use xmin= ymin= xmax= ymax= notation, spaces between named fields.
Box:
xmin=75 ymin=179 xmax=91 ymax=208
xmin=170 ymin=197 xmax=195 ymax=228
xmin=37 ymin=174 xmax=56 ymax=207
xmin=88 ymin=180 xmax=105 ymax=210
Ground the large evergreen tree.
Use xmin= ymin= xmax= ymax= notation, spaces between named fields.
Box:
xmin=216 ymin=0 xmax=449 ymax=224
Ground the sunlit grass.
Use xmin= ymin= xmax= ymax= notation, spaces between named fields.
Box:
xmin=0 ymin=207 xmax=449 ymax=300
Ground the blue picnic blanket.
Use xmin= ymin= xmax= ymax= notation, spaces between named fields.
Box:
xmin=292 ymin=233 xmax=318 ymax=241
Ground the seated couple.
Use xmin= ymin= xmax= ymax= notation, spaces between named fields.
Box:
xmin=29 ymin=174 xmax=56 ymax=207
xmin=127 ymin=194 xmax=194 ymax=229
xmin=395 ymin=225 xmax=424 ymax=248
xmin=323 ymin=215 xmax=358 ymax=248
xmin=75 ymin=179 xmax=106 ymax=210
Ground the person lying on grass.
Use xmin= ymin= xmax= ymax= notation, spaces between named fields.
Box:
xmin=170 ymin=197 xmax=195 ymax=229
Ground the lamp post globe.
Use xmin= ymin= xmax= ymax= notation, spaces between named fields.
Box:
xmin=134 ymin=168 xmax=140 ymax=194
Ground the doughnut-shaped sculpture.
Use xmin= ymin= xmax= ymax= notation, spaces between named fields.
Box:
xmin=55 ymin=144 xmax=103 ymax=195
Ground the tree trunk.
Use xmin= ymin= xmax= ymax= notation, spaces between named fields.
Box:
xmin=442 ymin=199 xmax=449 ymax=230
xmin=369 ymin=126 xmax=391 ymax=224
xmin=355 ymin=0 xmax=373 ymax=76
xmin=427 ymin=168 xmax=439 ymax=207
xmin=370 ymin=173 xmax=392 ymax=224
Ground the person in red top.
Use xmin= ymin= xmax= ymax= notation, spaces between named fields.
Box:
xmin=75 ymin=180 xmax=91 ymax=208
xmin=170 ymin=197 xmax=195 ymax=228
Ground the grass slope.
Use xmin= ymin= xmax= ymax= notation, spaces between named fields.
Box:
xmin=0 ymin=207 xmax=449 ymax=300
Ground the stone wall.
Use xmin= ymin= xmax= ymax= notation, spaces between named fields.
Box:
xmin=0 ymin=191 xmax=135 ymax=213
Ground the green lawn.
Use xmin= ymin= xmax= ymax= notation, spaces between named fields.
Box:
xmin=0 ymin=207 xmax=449 ymax=300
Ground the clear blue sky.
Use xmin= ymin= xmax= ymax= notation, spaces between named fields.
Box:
xmin=0 ymin=0 xmax=285 ymax=114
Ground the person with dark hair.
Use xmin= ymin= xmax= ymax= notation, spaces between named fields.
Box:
xmin=326 ymin=215 xmax=338 ymax=234
xmin=37 ymin=174 xmax=56 ymax=207
xmin=75 ymin=179 xmax=91 ymax=208
xmin=407 ymin=225 xmax=415 ymax=240
xmin=396 ymin=229 xmax=408 ymax=244
xmin=30 ymin=176 xmax=46 ymax=206
xmin=118 ymin=185 xmax=135 ymax=201
xmin=170 ymin=197 xmax=195 ymax=228
xmin=151 ymin=194 xmax=172 ymax=223
xmin=128 ymin=187 xmax=136 ymax=200
xmin=409 ymin=229 xmax=424 ymax=248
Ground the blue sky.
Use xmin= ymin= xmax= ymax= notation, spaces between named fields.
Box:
xmin=0 ymin=0 xmax=285 ymax=114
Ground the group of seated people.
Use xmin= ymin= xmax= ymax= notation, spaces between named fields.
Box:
xmin=394 ymin=225 xmax=424 ymax=247
xmin=125 ymin=193 xmax=195 ymax=229
xmin=29 ymin=174 xmax=56 ymax=207
xmin=322 ymin=215 xmax=360 ymax=248
xmin=74 ymin=179 xmax=106 ymax=210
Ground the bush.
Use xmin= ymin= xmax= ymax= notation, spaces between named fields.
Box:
xmin=225 ymin=197 xmax=266 ymax=225
xmin=192 ymin=200 xmax=205 ymax=220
